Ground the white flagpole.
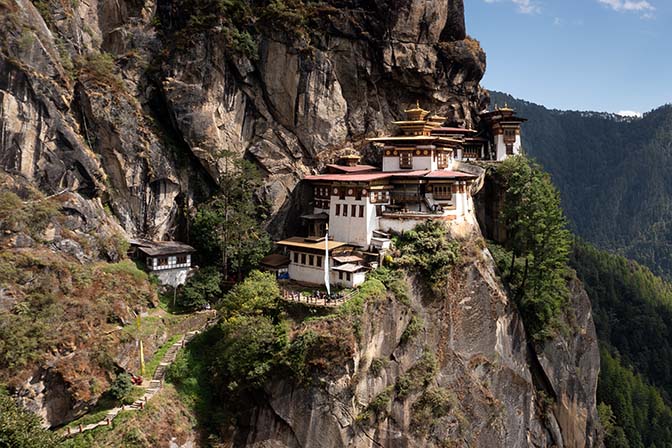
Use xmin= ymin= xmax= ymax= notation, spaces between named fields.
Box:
xmin=324 ymin=224 xmax=331 ymax=296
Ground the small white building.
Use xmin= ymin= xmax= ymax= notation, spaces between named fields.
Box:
xmin=480 ymin=105 xmax=527 ymax=161
xmin=275 ymin=237 xmax=368 ymax=288
xmin=130 ymin=240 xmax=195 ymax=288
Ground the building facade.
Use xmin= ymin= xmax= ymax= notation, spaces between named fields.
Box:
xmin=130 ymin=240 xmax=195 ymax=288
xmin=271 ymin=103 xmax=525 ymax=288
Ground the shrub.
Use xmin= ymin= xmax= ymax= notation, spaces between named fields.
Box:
xmin=400 ymin=315 xmax=423 ymax=344
xmin=411 ymin=387 xmax=453 ymax=434
xmin=393 ymin=220 xmax=460 ymax=288
xmin=0 ymin=389 xmax=58 ymax=447
xmin=109 ymin=373 xmax=134 ymax=401
xmin=219 ymin=270 xmax=280 ymax=316
xmin=178 ymin=266 xmax=222 ymax=310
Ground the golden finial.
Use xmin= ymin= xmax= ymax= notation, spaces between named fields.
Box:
xmin=416 ymin=100 xmax=420 ymax=109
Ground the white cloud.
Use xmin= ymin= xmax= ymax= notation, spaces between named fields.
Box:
xmin=617 ymin=110 xmax=643 ymax=118
xmin=483 ymin=0 xmax=541 ymax=14
xmin=513 ymin=0 xmax=541 ymax=14
xmin=597 ymin=0 xmax=655 ymax=13
xmin=553 ymin=17 xmax=562 ymax=25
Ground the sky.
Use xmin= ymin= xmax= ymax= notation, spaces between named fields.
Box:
xmin=465 ymin=0 xmax=672 ymax=115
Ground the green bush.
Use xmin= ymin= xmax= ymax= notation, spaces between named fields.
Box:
xmin=400 ymin=315 xmax=423 ymax=344
xmin=369 ymin=267 xmax=411 ymax=305
xmin=219 ymin=270 xmax=280 ymax=316
xmin=178 ymin=266 xmax=222 ymax=310
xmin=0 ymin=389 xmax=58 ymax=447
xmin=109 ymin=373 xmax=134 ymax=401
xmin=411 ymin=387 xmax=453 ymax=434
xmin=393 ymin=220 xmax=460 ymax=288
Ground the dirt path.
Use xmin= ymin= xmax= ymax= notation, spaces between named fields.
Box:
xmin=62 ymin=311 xmax=217 ymax=438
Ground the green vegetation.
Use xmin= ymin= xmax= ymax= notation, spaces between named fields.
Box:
xmin=177 ymin=266 xmax=221 ymax=311
xmin=163 ymin=0 xmax=323 ymax=57
xmin=395 ymin=351 xmax=438 ymax=399
xmin=0 ymin=251 xmax=155 ymax=389
xmin=369 ymin=266 xmax=411 ymax=306
xmin=410 ymin=386 xmax=454 ymax=435
xmin=400 ymin=315 xmax=423 ymax=344
xmin=0 ymin=389 xmax=58 ymax=447
xmin=491 ymin=155 xmax=572 ymax=341
xmin=392 ymin=220 xmax=460 ymax=289
xmin=0 ymin=190 xmax=59 ymax=238
xmin=76 ymin=52 xmax=125 ymax=90
xmin=166 ymin=270 xmax=396 ymax=440
xmin=491 ymin=91 xmax=672 ymax=281
xmin=109 ymin=373 xmax=134 ymax=401
xmin=570 ymin=241 xmax=672 ymax=447
xmin=191 ymin=152 xmax=271 ymax=281
xmin=599 ymin=349 xmax=672 ymax=448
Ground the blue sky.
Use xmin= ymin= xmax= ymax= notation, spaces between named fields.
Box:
xmin=465 ymin=0 xmax=672 ymax=114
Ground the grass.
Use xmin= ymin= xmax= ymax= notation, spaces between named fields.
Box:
xmin=100 ymin=260 xmax=147 ymax=282
xmin=145 ymin=334 xmax=182 ymax=378
xmin=63 ymin=386 xmax=144 ymax=431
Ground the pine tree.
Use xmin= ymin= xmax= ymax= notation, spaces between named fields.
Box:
xmin=192 ymin=151 xmax=271 ymax=280
xmin=498 ymin=155 xmax=572 ymax=340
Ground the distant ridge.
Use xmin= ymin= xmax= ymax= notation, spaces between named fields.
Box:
xmin=489 ymin=91 xmax=672 ymax=279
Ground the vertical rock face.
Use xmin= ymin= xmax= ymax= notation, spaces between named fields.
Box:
xmin=0 ymin=0 xmax=486 ymax=239
xmin=237 ymin=240 xmax=601 ymax=447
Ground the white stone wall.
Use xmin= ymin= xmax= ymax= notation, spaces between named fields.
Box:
xmin=328 ymin=195 xmax=377 ymax=247
xmin=333 ymin=270 xmax=366 ymax=288
xmin=383 ymin=155 xmax=400 ymax=171
xmin=155 ymin=268 xmax=190 ymax=288
xmin=288 ymin=261 xmax=327 ymax=285
xmin=495 ymin=134 xmax=522 ymax=161
xmin=382 ymin=155 xmax=437 ymax=171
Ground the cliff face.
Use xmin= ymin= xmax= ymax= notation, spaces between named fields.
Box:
xmin=238 ymin=235 xmax=601 ymax=447
xmin=0 ymin=0 xmax=486 ymax=240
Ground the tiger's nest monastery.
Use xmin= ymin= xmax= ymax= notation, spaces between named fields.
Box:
xmin=264 ymin=104 xmax=526 ymax=289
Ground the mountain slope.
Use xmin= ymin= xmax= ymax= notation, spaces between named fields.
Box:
xmin=490 ymin=91 xmax=672 ymax=278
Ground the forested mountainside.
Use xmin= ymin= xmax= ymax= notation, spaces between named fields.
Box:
xmin=570 ymin=242 xmax=672 ymax=448
xmin=489 ymin=91 xmax=672 ymax=279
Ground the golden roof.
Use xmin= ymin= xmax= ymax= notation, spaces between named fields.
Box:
xmin=404 ymin=101 xmax=430 ymax=121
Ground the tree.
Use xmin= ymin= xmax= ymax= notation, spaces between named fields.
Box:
xmin=109 ymin=372 xmax=134 ymax=401
xmin=0 ymin=390 xmax=58 ymax=448
xmin=178 ymin=266 xmax=222 ymax=310
xmin=191 ymin=151 xmax=271 ymax=280
xmin=218 ymin=270 xmax=280 ymax=317
xmin=497 ymin=155 xmax=572 ymax=340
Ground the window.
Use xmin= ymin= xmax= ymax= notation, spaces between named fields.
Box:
xmin=343 ymin=205 xmax=348 ymax=216
xmin=351 ymin=204 xmax=357 ymax=216
xmin=336 ymin=204 xmax=340 ymax=216
xmin=399 ymin=152 xmax=413 ymax=169
xmin=355 ymin=189 xmax=362 ymax=200
xmin=158 ymin=257 xmax=168 ymax=266
xmin=309 ymin=255 xmax=314 ymax=266
xmin=339 ymin=188 xmax=345 ymax=200
xmin=293 ymin=252 xmax=299 ymax=263
xmin=359 ymin=205 xmax=364 ymax=217
xmin=317 ymin=256 xmax=322 ymax=266
xmin=346 ymin=273 xmax=351 ymax=281
xmin=437 ymin=152 xmax=449 ymax=169
xmin=301 ymin=253 xmax=306 ymax=265
xmin=433 ymin=184 xmax=453 ymax=200
xmin=177 ymin=255 xmax=187 ymax=264
xmin=339 ymin=272 xmax=344 ymax=280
